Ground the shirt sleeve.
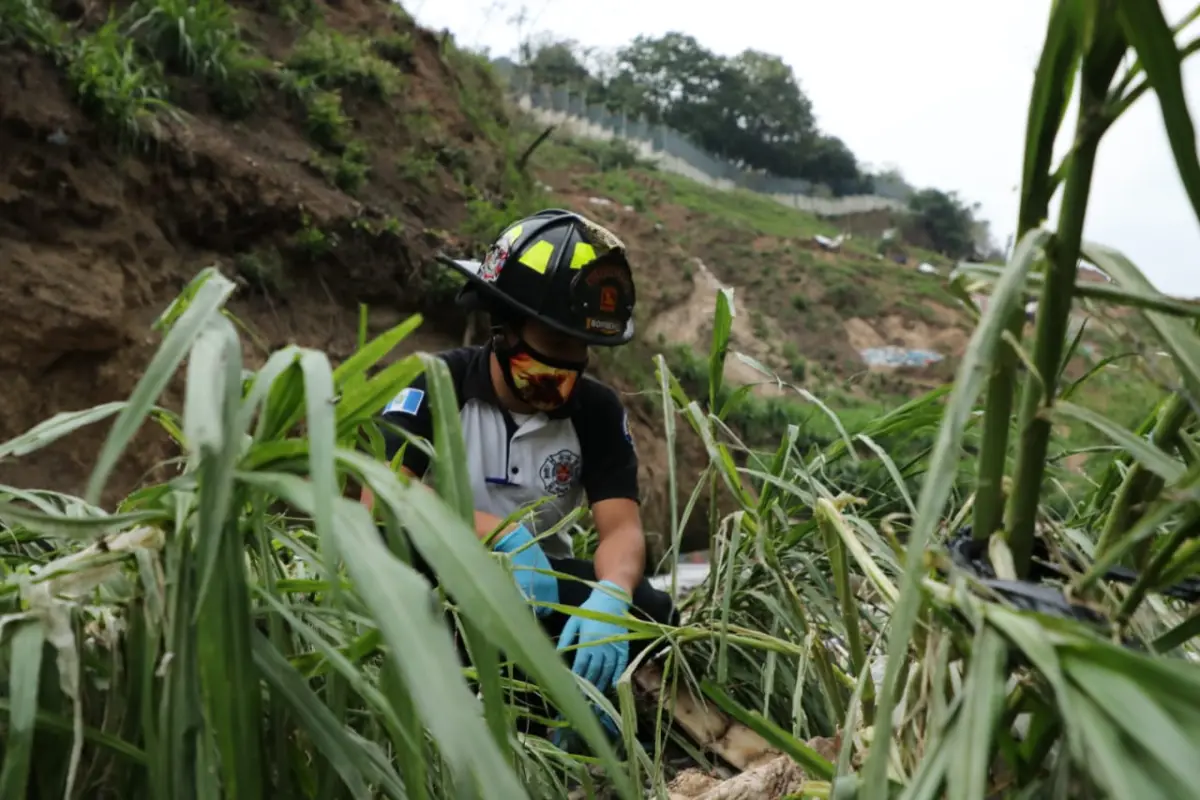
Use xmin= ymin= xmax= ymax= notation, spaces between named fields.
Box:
xmin=378 ymin=373 xmax=435 ymax=478
xmin=375 ymin=347 xmax=474 ymax=478
xmin=575 ymin=380 xmax=641 ymax=505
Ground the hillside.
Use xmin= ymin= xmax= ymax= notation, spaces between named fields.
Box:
xmin=0 ymin=0 xmax=1169 ymax=556
xmin=0 ymin=0 xmax=523 ymax=499
xmin=530 ymin=137 xmax=969 ymax=399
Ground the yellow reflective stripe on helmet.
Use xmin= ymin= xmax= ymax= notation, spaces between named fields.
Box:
xmin=569 ymin=242 xmax=596 ymax=269
xmin=504 ymin=224 xmax=523 ymax=243
xmin=518 ymin=239 xmax=555 ymax=274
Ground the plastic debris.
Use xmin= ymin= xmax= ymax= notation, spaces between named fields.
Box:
xmin=859 ymin=346 xmax=944 ymax=368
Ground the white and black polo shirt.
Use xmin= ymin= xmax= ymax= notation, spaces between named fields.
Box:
xmin=377 ymin=344 xmax=640 ymax=557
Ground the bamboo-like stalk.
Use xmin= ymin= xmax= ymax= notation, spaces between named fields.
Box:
xmin=972 ymin=0 xmax=1082 ymax=545
xmin=1005 ymin=20 xmax=1127 ymax=574
xmin=1095 ymin=392 xmax=1192 ymax=559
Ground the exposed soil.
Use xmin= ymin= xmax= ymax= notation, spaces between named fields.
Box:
xmin=644 ymin=257 xmax=786 ymax=397
xmin=539 ymin=168 xmax=973 ymax=398
xmin=0 ymin=3 xmax=491 ymax=507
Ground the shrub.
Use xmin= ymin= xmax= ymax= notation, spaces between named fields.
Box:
xmin=287 ymin=29 xmax=403 ymax=98
xmin=67 ymin=17 xmax=172 ymax=147
xmin=127 ymin=0 xmax=264 ymax=117
xmin=0 ymin=0 xmax=67 ymax=57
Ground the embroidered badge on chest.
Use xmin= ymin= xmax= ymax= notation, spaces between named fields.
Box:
xmin=539 ymin=449 xmax=581 ymax=497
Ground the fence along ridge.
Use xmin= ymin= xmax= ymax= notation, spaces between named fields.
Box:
xmin=491 ymin=60 xmax=910 ymax=219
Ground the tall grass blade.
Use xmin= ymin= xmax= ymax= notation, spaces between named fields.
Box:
xmin=251 ymin=633 xmax=399 ymax=799
xmin=337 ymin=451 xmax=638 ymax=799
xmin=86 ymin=270 xmax=236 ymax=504
xmin=420 ymin=352 xmax=510 ymax=758
xmin=188 ymin=313 xmax=265 ymax=799
xmin=862 ymin=227 xmax=1051 ymax=794
xmin=948 ymin=627 xmax=1007 ymax=800
xmin=975 ymin=0 xmax=1080 ymax=543
xmin=708 ymin=288 xmax=734 ymax=411
xmin=0 ymin=620 xmax=46 ymax=800
xmin=1082 ymin=241 xmax=1200 ymax=399
xmin=1116 ymin=0 xmax=1200 ymax=222
xmin=0 ymin=402 xmax=127 ymax=461
xmin=236 ymin=472 xmax=531 ymax=798
xmin=1051 ymin=401 xmax=1185 ymax=482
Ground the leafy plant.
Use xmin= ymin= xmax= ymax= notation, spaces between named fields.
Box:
xmin=287 ymin=28 xmax=403 ymax=98
xmin=66 ymin=16 xmax=173 ymax=147
xmin=280 ymin=72 xmax=353 ymax=152
xmin=0 ymin=269 xmax=638 ymax=799
xmin=127 ymin=0 xmax=264 ymax=117
xmin=0 ymin=0 xmax=66 ymax=57
xmin=317 ymin=140 xmax=371 ymax=193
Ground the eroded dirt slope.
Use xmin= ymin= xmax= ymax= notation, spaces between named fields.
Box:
xmin=0 ymin=0 xmax=507 ymax=504
xmin=530 ymin=158 xmax=971 ymax=403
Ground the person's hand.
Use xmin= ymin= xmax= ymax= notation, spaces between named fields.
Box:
xmin=557 ymin=580 xmax=631 ymax=692
xmin=492 ymin=525 xmax=557 ymax=617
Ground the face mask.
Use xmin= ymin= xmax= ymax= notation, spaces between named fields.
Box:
xmin=495 ymin=337 xmax=588 ymax=411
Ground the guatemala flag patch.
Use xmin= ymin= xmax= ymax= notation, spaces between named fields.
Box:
xmin=384 ymin=387 xmax=425 ymax=416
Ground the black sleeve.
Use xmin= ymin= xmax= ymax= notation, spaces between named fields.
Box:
xmin=378 ymin=372 xmax=436 ymax=477
xmin=575 ymin=379 xmax=641 ymax=504
xmin=375 ymin=347 xmax=475 ymax=477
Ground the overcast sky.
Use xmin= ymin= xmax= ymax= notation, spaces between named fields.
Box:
xmin=410 ymin=0 xmax=1197 ymax=297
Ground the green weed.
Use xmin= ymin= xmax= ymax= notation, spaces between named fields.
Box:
xmin=67 ymin=16 xmax=173 ymax=147
xmin=233 ymin=246 xmax=285 ymax=293
xmin=316 ymin=140 xmax=371 ymax=193
xmin=290 ymin=212 xmax=337 ymax=259
xmin=371 ymin=32 xmax=414 ymax=66
xmin=268 ymin=0 xmax=319 ymax=24
xmin=397 ymin=148 xmax=440 ymax=187
xmin=280 ymin=72 xmax=353 ymax=152
xmin=287 ymin=28 xmax=403 ymax=98
xmin=569 ymin=138 xmax=651 ymax=172
xmin=127 ymin=0 xmax=263 ymax=117
xmin=0 ymin=0 xmax=66 ymax=57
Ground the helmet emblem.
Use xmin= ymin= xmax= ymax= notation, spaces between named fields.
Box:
xmin=599 ymin=285 xmax=618 ymax=313
xmin=479 ymin=238 xmax=510 ymax=282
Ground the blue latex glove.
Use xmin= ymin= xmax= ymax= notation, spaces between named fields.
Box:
xmin=492 ymin=525 xmax=557 ymax=617
xmin=557 ymin=580 xmax=631 ymax=692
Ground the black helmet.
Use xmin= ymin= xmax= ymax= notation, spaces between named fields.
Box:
xmin=436 ymin=208 xmax=636 ymax=346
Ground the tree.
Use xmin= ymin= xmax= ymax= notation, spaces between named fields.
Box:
xmin=519 ymin=35 xmax=608 ymax=99
xmin=608 ymin=34 xmax=733 ymax=132
xmin=520 ymin=37 xmax=591 ymax=85
xmin=870 ymin=166 xmax=915 ymax=200
xmin=795 ymin=134 xmax=871 ymax=194
xmin=905 ymin=188 xmax=977 ymax=258
xmin=723 ymin=49 xmax=816 ymax=175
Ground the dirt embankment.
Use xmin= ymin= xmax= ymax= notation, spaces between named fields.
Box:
xmin=0 ymin=2 xmax=501 ymax=504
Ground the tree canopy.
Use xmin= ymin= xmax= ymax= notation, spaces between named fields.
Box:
xmin=519 ymin=33 xmax=986 ymax=253
xmin=522 ymin=34 xmax=870 ymax=193
xmin=904 ymin=188 xmax=980 ymax=258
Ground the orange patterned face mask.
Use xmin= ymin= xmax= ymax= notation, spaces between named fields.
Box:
xmin=497 ymin=339 xmax=588 ymax=411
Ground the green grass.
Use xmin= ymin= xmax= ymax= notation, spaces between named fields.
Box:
xmin=0 ymin=0 xmax=66 ymax=56
xmin=127 ymin=0 xmax=263 ymax=115
xmin=286 ymin=28 xmax=404 ymax=99
xmin=67 ymin=16 xmax=173 ymax=147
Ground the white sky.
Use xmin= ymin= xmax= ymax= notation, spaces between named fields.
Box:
xmin=410 ymin=0 xmax=1198 ymax=298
